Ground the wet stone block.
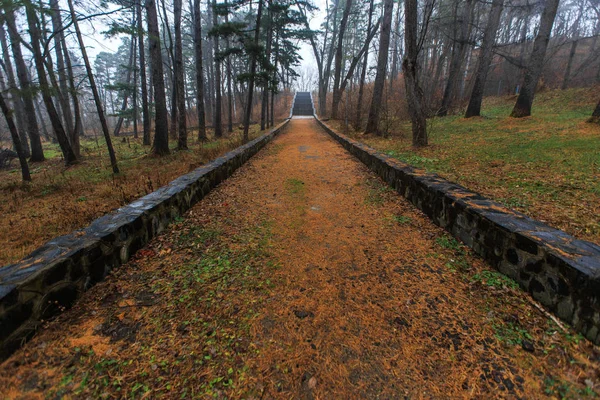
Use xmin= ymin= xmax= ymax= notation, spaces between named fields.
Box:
xmin=38 ymin=283 xmax=79 ymax=320
xmin=0 ymin=301 xmax=34 ymax=341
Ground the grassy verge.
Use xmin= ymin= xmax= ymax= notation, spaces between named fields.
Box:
xmin=333 ymin=87 xmax=600 ymax=244
xmin=0 ymin=124 xmax=278 ymax=266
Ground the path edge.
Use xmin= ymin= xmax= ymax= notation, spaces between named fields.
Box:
xmin=0 ymin=119 xmax=291 ymax=361
xmin=314 ymin=115 xmax=600 ymax=345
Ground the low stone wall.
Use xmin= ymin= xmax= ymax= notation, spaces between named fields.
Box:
xmin=0 ymin=120 xmax=290 ymax=360
xmin=315 ymin=117 xmax=600 ymax=344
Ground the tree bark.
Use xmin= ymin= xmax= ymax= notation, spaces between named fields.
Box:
xmin=146 ymin=0 xmax=170 ymax=154
xmin=561 ymin=39 xmax=578 ymax=90
xmin=465 ymin=0 xmax=504 ymax=118
xmin=158 ymin=0 xmax=176 ymax=140
xmin=4 ymin=7 xmax=44 ymax=161
xmin=175 ymin=0 xmax=187 ymax=148
xmin=438 ymin=0 xmax=473 ymax=117
xmin=589 ymin=99 xmax=600 ymax=124
xmin=132 ymin=34 xmax=138 ymax=139
xmin=319 ymin=0 xmax=339 ymax=116
xmin=364 ymin=0 xmax=394 ymax=134
xmin=225 ymin=0 xmax=233 ymax=132
xmin=270 ymin=29 xmax=279 ymax=128
xmin=212 ymin=0 xmax=222 ymax=137
xmin=331 ymin=0 xmax=353 ymax=119
xmin=0 ymin=90 xmax=30 ymax=181
xmin=403 ymin=0 xmax=427 ymax=147
xmin=61 ymin=28 xmax=84 ymax=140
xmin=511 ymin=0 xmax=560 ymax=118
xmin=389 ymin=0 xmax=403 ymax=92
xmin=193 ymin=0 xmax=207 ymax=141
xmin=26 ymin=4 xmax=77 ymax=165
xmin=137 ymin=0 xmax=151 ymax=145
xmin=50 ymin=0 xmax=76 ymax=155
xmin=243 ymin=0 xmax=263 ymax=142
xmin=261 ymin=0 xmax=273 ymax=131
xmin=113 ymin=35 xmax=136 ymax=137
xmin=67 ymin=0 xmax=120 ymax=171
xmin=0 ymin=23 xmax=29 ymax=158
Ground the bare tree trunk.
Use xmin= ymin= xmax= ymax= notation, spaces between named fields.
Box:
xmin=212 ymin=0 xmax=222 ymax=137
xmin=465 ymin=0 xmax=504 ymax=118
xmin=561 ymin=39 xmax=578 ymax=90
xmin=67 ymin=0 xmax=120 ymax=171
xmin=389 ymin=0 xmax=403 ymax=92
xmin=113 ymin=33 xmax=136 ymax=137
xmin=511 ymin=0 xmax=560 ymax=118
xmin=0 ymin=90 xmax=30 ymax=181
xmin=146 ymin=0 xmax=170 ymax=154
xmin=158 ymin=0 xmax=176 ymax=140
xmin=270 ymin=30 xmax=279 ymax=127
xmin=403 ymin=0 xmax=427 ymax=147
xmin=589 ymin=99 xmax=600 ymax=124
xmin=225 ymin=0 xmax=233 ymax=132
xmin=321 ymin=0 xmax=340 ymax=117
xmin=61 ymin=29 xmax=83 ymax=140
xmin=438 ymin=0 xmax=473 ymax=117
xmin=133 ymin=35 xmax=138 ymax=139
xmin=0 ymin=24 xmax=29 ymax=158
xmin=364 ymin=0 xmax=394 ymax=134
xmin=205 ymin=3 xmax=214 ymax=126
xmin=26 ymin=4 xmax=77 ymax=165
xmin=261 ymin=0 xmax=273 ymax=131
xmin=353 ymin=0 xmax=374 ymax=130
xmin=35 ymin=100 xmax=51 ymax=142
xmin=331 ymin=0 xmax=353 ymax=119
xmin=193 ymin=0 xmax=207 ymax=141
xmin=175 ymin=0 xmax=187 ymax=148
xmin=137 ymin=0 xmax=151 ymax=145
xmin=4 ymin=7 xmax=44 ymax=161
xmin=243 ymin=0 xmax=263 ymax=142
xmin=50 ymin=0 xmax=76 ymax=155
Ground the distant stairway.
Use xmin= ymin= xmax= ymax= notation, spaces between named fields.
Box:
xmin=292 ymin=92 xmax=314 ymax=116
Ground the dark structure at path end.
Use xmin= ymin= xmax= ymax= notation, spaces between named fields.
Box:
xmin=292 ymin=92 xmax=315 ymax=116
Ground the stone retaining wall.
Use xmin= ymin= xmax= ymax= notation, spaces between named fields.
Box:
xmin=315 ymin=116 xmax=600 ymax=344
xmin=0 ymin=120 xmax=290 ymax=360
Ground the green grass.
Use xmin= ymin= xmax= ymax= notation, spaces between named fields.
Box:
xmin=544 ymin=376 xmax=597 ymax=398
xmin=492 ymin=321 xmax=533 ymax=346
xmin=285 ymin=178 xmax=305 ymax=195
xmin=435 ymin=235 xmax=463 ymax=253
xmin=353 ymin=87 xmax=600 ymax=243
xmin=365 ymin=178 xmax=392 ymax=205
xmin=392 ymin=215 xmax=412 ymax=225
xmin=471 ymin=270 xmax=519 ymax=290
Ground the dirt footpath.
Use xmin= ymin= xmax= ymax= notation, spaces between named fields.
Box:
xmin=1 ymin=118 xmax=599 ymax=399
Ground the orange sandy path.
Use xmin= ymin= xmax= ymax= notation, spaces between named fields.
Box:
xmin=1 ymin=118 xmax=598 ymax=399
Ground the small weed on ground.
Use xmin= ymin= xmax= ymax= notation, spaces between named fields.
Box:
xmin=493 ymin=321 xmax=533 ymax=346
xmin=365 ymin=178 xmax=392 ymax=205
xmin=285 ymin=178 xmax=305 ymax=195
xmin=472 ymin=270 xmax=519 ymax=290
xmin=393 ymin=215 xmax=412 ymax=225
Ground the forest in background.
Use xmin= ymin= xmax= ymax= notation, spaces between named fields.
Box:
xmin=0 ymin=0 xmax=312 ymax=181
xmin=1 ymin=0 xmax=599 ymax=180
xmin=305 ymin=0 xmax=600 ymax=143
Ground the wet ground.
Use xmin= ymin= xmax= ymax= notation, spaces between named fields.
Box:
xmin=1 ymin=118 xmax=599 ymax=399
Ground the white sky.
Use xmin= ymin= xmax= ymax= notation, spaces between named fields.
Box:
xmin=297 ymin=0 xmax=327 ymax=69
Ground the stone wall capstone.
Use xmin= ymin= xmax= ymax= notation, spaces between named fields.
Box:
xmin=0 ymin=119 xmax=290 ymax=360
xmin=314 ymin=116 xmax=600 ymax=344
